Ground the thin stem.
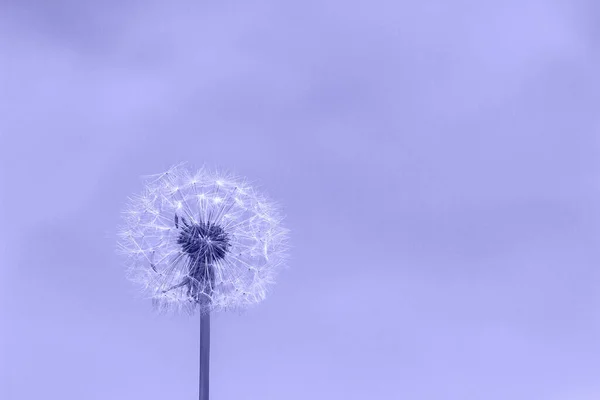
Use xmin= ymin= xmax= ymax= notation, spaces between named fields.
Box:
xmin=199 ymin=310 xmax=211 ymax=400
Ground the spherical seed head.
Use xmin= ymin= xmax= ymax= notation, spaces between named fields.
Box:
xmin=117 ymin=164 xmax=289 ymax=315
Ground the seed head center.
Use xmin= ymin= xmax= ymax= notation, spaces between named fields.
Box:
xmin=177 ymin=220 xmax=230 ymax=263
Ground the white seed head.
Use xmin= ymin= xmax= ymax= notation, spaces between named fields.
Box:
xmin=117 ymin=164 xmax=289 ymax=315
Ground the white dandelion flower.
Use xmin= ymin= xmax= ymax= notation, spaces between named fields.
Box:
xmin=117 ymin=164 xmax=289 ymax=315
xmin=117 ymin=164 xmax=289 ymax=399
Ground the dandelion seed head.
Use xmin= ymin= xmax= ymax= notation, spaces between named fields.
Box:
xmin=117 ymin=164 xmax=289 ymax=315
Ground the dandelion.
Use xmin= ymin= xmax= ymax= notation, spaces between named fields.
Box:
xmin=117 ymin=164 xmax=289 ymax=399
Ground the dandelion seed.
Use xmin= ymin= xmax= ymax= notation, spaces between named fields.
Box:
xmin=117 ymin=164 xmax=289 ymax=400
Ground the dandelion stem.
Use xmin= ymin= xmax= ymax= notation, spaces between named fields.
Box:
xmin=199 ymin=310 xmax=210 ymax=400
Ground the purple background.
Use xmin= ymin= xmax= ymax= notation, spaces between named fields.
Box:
xmin=1 ymin=1 xmax=599 ymax=399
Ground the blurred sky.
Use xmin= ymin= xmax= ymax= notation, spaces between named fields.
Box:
xmin=1 ymin=0 xmax=599 ymax=399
